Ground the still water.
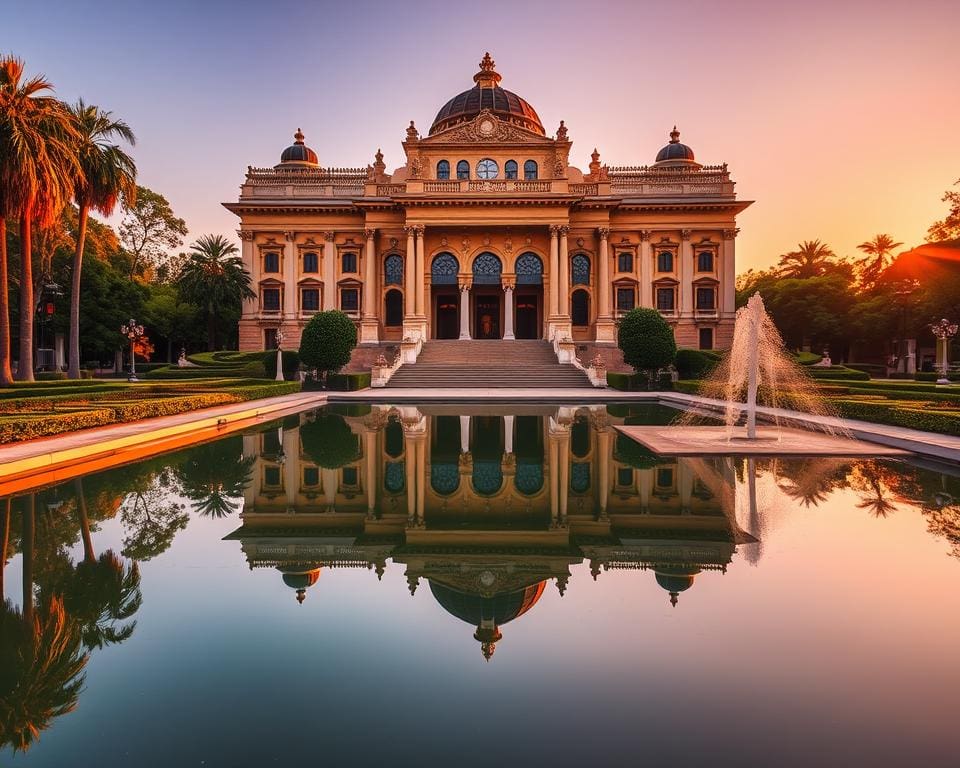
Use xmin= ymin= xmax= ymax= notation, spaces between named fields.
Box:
xmin=1 ymin=403 xmax=959 ymax=767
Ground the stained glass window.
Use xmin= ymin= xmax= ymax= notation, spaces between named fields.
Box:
xmin=456 ymin=160 xmax=470 ymax=179
xmin=505 ymin=160 xmax=518 ymax=179
xmin=437 ymin=160 xmax=450 ymax=179
xmin=572 ymin=254 xmax=590 ymax=285
xmin=523 ymin=160 xmax=538 ymax=180
xmin=515 ymin=252 xmax=543 ymax=285
xmin=472 ymin=252 xmax=502 ymax=285
xmin=384 ymin=254 xmax=403 ymax=285
xmin=431 ymin=252 xmax=459 ymax=285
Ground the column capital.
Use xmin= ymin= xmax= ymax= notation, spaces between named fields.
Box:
xmin=458 ymin=276 xmax=473 ymax=291
xmin=323 ymin=231 xmax=336 ymax=243
xmin=722 ymin=227 xmax=740 ymax=240
xmin=284 ymin=230 xmax=297 ymax=242
xmin=502 ymin=275 xmax=516 ymax=290
xmin=558 ymin=225 xmax=570 ymax=236
xmin=412 ymin=224 xmax=426 ymax=236
xmin=639 ymin=229 xmax=652 ymax=241
xmin=549 ymin=224 xmax=562 ymax=237
xmin=680 ymin=229 xmax=692 ymax=241
xmin=364 ymin=227 xmax=377 ymax=240
xmin=597 ymin=227 xmax=610 ymax=240
xmin=237 ymin=229 xmax=255 ymax=241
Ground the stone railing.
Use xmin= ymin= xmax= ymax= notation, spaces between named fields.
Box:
xmin=552 ymin=335 xmax=606 ymax=388
xmin=371 ymin=335 xmax=423 ymax=387
xmin=570 ymin=183 xmax=599 ymax=196
xmin=421 ymin=179 xmax=556 ymax=194
xmin=376 ymin=183 xmax=406 ymax=196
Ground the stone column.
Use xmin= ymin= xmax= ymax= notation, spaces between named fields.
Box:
xmin=415 ymin=438 xmax=426 ymax=527
xmin=322 ymin=232 xmax=336 ymax=310
xmin=596 ymin=227 xmax=614 ymax=342
xmin=283 ymin=427 xmax=299 ymax=511
xmin=558 ymin=425 xmax=570 ymax=523
xmin=679 ymin=460 xmax=694 ymax=513
xmin=503 ymin=278 xmax=515 ymax=340
xmin=322 ymin=468 xmax=338 ymax=513
xmin=283 ymin=231 xmax=297 ymax=319
xmin=404 ymin=435 xmax=416 ymax=523
xmin=639 ymin=469 xmax=651 ymax=513
xmin=504 ymin=415 xmax=514 ymax=454
xmin=404 ymin=226 xmax=416 ymax=320
xmin=548 ymin=225 xmax=560 ymax=319
xmin=595 ymin=419 xmax=610 ymax=520
xmin=238 ymin=230 xmax=257 ymax=316
xmin=459 ymin=415 xmax=471 ymax=454
xmin=722 ymin=229 xmax=738 ymax=316
xmin=359 ymin=228 xmax=379 ymax=343
xmin=639 ymin=230 xmax=652 ymax=308
xmin=680 ymin=229 xmax=694 ymax=318
xmin=458 ymin=278 xmax=472 ymax=340
xmin=414 ymin=225 xmax=425 ymax=318
xmin=558 ymin=226 xmax=570 ymax=319
xmin=364 ymin=428 xmax=377 ymax=519
xmin=548 ymin=431 xmax=559 ymax=527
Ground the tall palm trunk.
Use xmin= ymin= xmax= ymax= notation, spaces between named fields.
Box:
xmin=68 ymin=204 xmax=89 ymax=379
xmin=75 ymin=477 xmax=95 ymax=563
xmin=17 ymin=209 xmax=35 ymax=382
xmin=0 ymin=216 xmax=12 ymax=385
xmin=0 ymin=498 xmax=10 ymax=600
xmin=22 ymin=494 xmax=35 ymax=627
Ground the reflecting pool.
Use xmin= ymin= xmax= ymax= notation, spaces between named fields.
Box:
xmin=2 ymin=403 xmax=960 ymax=766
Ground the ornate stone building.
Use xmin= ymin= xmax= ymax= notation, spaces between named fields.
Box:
xmin=225 ymin=53 xmax=751 ymax=353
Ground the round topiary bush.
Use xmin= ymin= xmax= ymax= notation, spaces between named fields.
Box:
xmin=298 ymin=311 xmax=357 ymax=385
xmin=617 ymin=308 xmax=677 ymax=386
xmin=299 ymin=413 xmax=360 ymax=468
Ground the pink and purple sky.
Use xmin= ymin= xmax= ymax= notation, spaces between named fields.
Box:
xmin=8 ymin=0 xmax=960 ymax=272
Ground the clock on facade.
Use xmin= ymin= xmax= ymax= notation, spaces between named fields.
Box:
xmin=476 ymin=158 xmax=499 ymax=179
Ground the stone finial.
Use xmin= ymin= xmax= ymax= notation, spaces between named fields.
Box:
xmin=293 ymin=128 xmax=305 ymax=144
xmin=589 ymin=148 xmax=601 ymax=178
xmin=474 ymin=52 xmax=503 ymax=87
xmin=556 ymin=120 xmax=568 ymax=141
xmin=406 ymin=120 xmax=419 ymax=140
xmin=669 ymin=125 xmax=681 ymax=144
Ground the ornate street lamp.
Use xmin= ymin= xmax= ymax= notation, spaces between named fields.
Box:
xmin=275 ymin=328 xmax=285 ymax=382
xmin=120 ymin=318 xmax=145 ymax=382
xmin=929 ymin=318 xmax=958 ymax=385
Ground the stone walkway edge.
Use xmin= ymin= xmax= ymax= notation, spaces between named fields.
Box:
xmin=0 ymin=392 xmax=328 ymax=490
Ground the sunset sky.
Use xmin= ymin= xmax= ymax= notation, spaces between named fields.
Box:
xmin=8 ymin=0 xmax=960 ymax=273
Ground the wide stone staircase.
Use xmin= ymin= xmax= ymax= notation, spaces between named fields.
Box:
xmin=385 ymin=340 xmax=592 ymax=389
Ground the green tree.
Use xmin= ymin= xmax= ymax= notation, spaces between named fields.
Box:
xmin=0 ymin=56 xmax=79 ymax=383
xmin=617 ymin=307 xmax=677 ymax=387
xmin=66 ymin=100 xmax=137 ymax=379
xmin=300 ymin=414 xmax=360 ymax=468
xmin=118 ymin=185 xmax=186 ymax=280
xmin=176 ymin=234 xmax=253 ymax=351
xmin=927 ymin=178 xmax=960 ymax=243
xmin=119 ymin=470 xmax=188 ymax=561
xmin=142 ymin=283 xmax=199 ymax=361
xmin=174 ymin=437 xmax=255 ymax=518
xmin=299 ymin=310 xmax=357 ymax=385
xmin=776 ymin=239 xmax=837 ymax=279
xmin=856 ymin=234 xmax=903 ymax=289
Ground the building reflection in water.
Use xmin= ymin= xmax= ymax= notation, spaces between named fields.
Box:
xmin=229 ymin=404 xmax=758 ymax=659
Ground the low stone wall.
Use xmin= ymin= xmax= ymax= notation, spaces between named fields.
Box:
xmin=344 ymin=343 xmax=398 ymax=373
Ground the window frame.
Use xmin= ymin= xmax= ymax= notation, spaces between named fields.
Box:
xmin=340 ymin=287 xmax=360 ymax=314
xmin=697 ymin=250 xmax=715 ymax=272
xmin=437 ymin=160 xmax=450 ymax=180
xmin=615 ymin=286 xmax=636 ymax=312
xmin=571 ymin=288 xmax=590 ymax=326
xmin=695 ymin=285 xmax=716 ymax=311
xmin=655 ymin=285 xmax=677 ymax=313
xmin=523 ymin=160 xmax=538 ymax=180
xmin=505 ymin=160 xmax=518 ymax=179
xmin=456 ymin=160 xmax=470 ymax=180
xmin=341 ymin=251 xmax=358 ymax=274
xmin=698 ymin=327 xmax=714 ymax=351
xmin=617 ymin=251 xmax=634 ymax=273
xmin=261 ymin=286 xmax=282 ymax=312
xmin=300 ymin=286 xmax=320 ymax=312
xmin=263 ymin=252 xmax=280 ymax=274
xmin=657 ymin=251 xmax=674 ymax=273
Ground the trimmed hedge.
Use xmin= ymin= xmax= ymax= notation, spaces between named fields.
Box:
xmin=794 ymin=351 xmax=823 ymax=366
xmin=915 ymin=372 xmax=960 ymax=382
xmin=264 ymin=349 xmax=300 ymax=380
xmin=846 ymin=363 xmax=887 ymax=377
xmin=674 ymin=348 xmax=722 ymax=379
xmin=835 ymin=399 xmax=960 ymax=436
xmin=326 ymin=372 xmax=371 ymax=391
xmin=0 ymin=409 xmax=116 ymax=443
xmin=806 ymin=366 xmax=870 ymax=381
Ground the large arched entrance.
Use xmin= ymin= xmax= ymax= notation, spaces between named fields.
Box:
xmin=431 ymin=253 xmax=460 ymax=339
xmin=472 ymin=252 xmax=503 ymax=339
xmin=514 ymin=252 xmax=543 ymax=339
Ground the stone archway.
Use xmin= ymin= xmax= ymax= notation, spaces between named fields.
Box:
xmin=471 ymin=252 xmax=503 ymax=339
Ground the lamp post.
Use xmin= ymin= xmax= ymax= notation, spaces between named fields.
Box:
xmin=120 ymin=318 xmax=145 ymax=382
xmin=275 ymin=328 xmax=285 ymax=382
xmin=929 ymin=318 xmax=958 ymax=385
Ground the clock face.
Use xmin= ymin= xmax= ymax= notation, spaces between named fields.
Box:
xmin=476 ymin=158 xmax=499 ymax=179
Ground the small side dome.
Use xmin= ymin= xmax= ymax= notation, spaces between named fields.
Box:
xmin=280 ymin=566 xmax=321 ymax=604
xmin=654 ymin=126 xmax=699 ymax=168
xmin=278 ymin=128 xmax=319 ymax=167
xmin=654 ymin=565 xmax=701 ymax=607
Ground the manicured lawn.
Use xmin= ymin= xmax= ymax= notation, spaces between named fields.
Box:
xmin=0 ymin=378 xmax=300 ymax=444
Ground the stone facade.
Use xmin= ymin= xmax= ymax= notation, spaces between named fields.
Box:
xmin=224 ymin=54 xmax=752 ymax=353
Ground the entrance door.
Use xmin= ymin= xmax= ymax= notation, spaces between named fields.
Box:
xmin=435 ymin=294 xmax=459 ymax=339
xmin=474 ymin=296 xmax=501 ymax=339
xmin=515 ymin=294 xmax=540 ymax=339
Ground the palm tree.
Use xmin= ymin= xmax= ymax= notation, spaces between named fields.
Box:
xmin=175 ymin=438 xmax=255 ymax=518
xmin=176 ymin=234 xmax=254 ymax=351
xmin=776 ymin=239 xmax=837 ymax=279
xmin=0 ymin=56 xmax=79 ymax=382
xmin=66 ymin=100 xmax=137 ymax=380
xmin=856 ymin=234 xmax=903 ymax=289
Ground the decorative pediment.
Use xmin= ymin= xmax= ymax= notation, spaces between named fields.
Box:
xmin=424 ymin=110 xmax=552 ymax=145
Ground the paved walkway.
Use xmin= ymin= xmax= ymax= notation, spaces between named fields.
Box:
xmin=0 ymin=391 xmax=327 ymax=490
xmin=330 ymin=388 xmax=960 ymax=462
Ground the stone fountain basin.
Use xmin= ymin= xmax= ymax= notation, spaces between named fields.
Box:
xmin=615 ymin=425 xmax=908 ymax=457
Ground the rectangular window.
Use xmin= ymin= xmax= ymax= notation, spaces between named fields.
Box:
xmin=699 ymin=327 xmax=714 ymax=350
xmin=301 ymin=288 xmax=320 ymax=312
xmin=656 ymin=468 xmax=674 ymax=488
xmin=656 ymin=287 xmax=675 ymax=312
xmin=340 ymin=288 xmax=359 ymax=313
xmin=342 ymin=466 xmax=359 ymax=486
xmin=264 ymin=466 xmax=281 ymax=488
xmin=617 ymin=252 xmax=633 ymax=273
xmin=264 ymin=328 xmax=278 ymax=350
xmin=696 ymin=286 xmax=716 ymax=310
xmin=263 ymin=252 xmax=280 ymax=273
xmin=616 ymin=287 xmax=635 ymax=311
xmin=341 ymin=252 xmax=357 ymax=273
xmin=262 ymin=288 xmax=281 ymax=311
xmin=657 ymin=251 xmax=674 ymax=272
xmin=616 ymin=467 xmax=633 ymax=487
xmin=303 ymin=466 xmax=319 ymax=487
xmin=303 ymin=252 xmax=319 ymax=273
xmin=697 ymin=251 xmax=714 ymax=272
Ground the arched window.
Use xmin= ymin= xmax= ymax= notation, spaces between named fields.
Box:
xmin=572 ymin=254 xmax=590 ymax=285
xmin=431 ymin=252 xmax=459 ymax=285
xmin=384 ymin=289 xmax=403 ymax=326
xmin=515 ymin=461 xmax=544 ymax=495
xmin=505 ymin=160 xmax=518 ymax=179
xmin=472 ymin=252 xmax=502 ymax=285
xmin=431 ymin=463 xmax=460 ymax=495
xmin=472 ymin=461 xmax=503 ymax=496
xmin=523 ymin=160 xmax=538 ymax=180
xmin=571 ymin=289 xmax=590 ymax=326
xmin=437 ymin=160 xmax=450 ymax=180
xmin=456 ymin=160 xmax=470 ymax=179
xmin=384 ymin=254 xmax=403 ymax=285
xmin=385 ymin=419 xmax=403 ymax=458
xmin=657 ymin=251 xmax=674 ymax=272
xmin=515 ymin=252 xmax=543 ymax=285
xmin=697 ymin=251 xmax=714 ymax=272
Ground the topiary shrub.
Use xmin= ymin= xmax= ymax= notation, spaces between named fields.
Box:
xmin=299 ymin=412 xmax=360 ymax=468
xmin=617 ymin=308 xmax=677 ymax=387
xmin=674 ymin=348 xmax=722 ymax=379
xmin=263 ymin=350 xmax=300 ymax=380
xmin=298 ymin=311 xmax=357 ymax=386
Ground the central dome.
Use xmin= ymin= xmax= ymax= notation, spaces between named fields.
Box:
xmin=429 ymin=53 xmax=544 ymax=137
